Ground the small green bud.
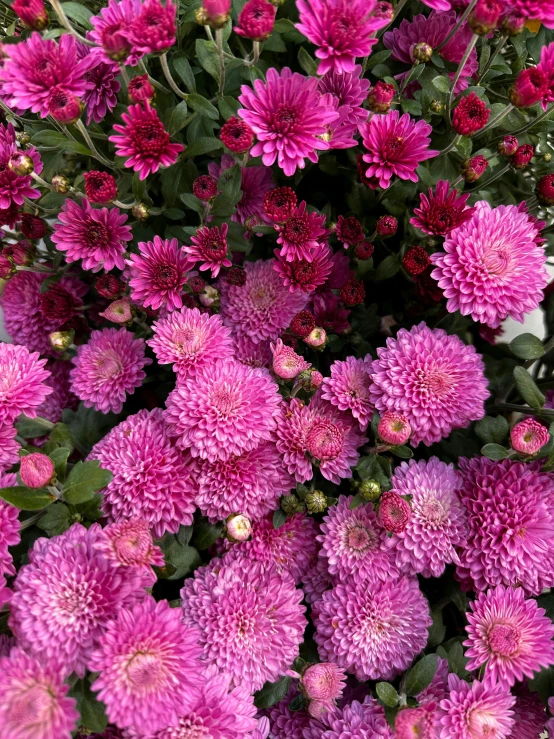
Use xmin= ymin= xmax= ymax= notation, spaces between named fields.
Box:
xmin=305 ymin=490 xmax=327 ymax=514
xmin=281 ymin=494 xmax=305 ymax=515
xmin=359 ymin=479 xmax=381 ymax=502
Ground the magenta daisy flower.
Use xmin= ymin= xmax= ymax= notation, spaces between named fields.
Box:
xmin=9 ymin=523 xmax=148 ymax=678
xmin=90 ymin=597 xmax=203 ymax=734
xmin=439 ymin=674 xmax=515 ymax=739
xmin=89 ymin=0 xmax=143 ymax=65
xmin=184 ymin=223 xmax=232 ymax=278
xmin=369 ymin=322 xmax=489 ymax=446
xmin=322 ymin=355 xmax=373 ymax=429
xmin=271 ymin=338 xmax=311 ymax=379
xmin=128 ymin=0 xmax=176 ymax=55
xmin=360 ymin=110 xmax=439 ymax=190
xmin=512 ymin=0 xmax=554 ymax=28
xmin=195 ymin=440 xmax=293 ymax=523
xmin=70 ymin=328 xmax=151 ymax=414
xmin=51 ymin=198 xmax=132 ymax=273
xmin=220 ymin=259 xmax=308 ymax=344
xmin=457 ymin=457 xmax=554 ymax=595
xmin=0 ymin=33 xmax=95 ymax=116
xmin=314 ymin=575 xmax=431 ymax=681
xmin=0 ymin=424 xmax=19 ymax=472
xmin=0 ymin=648 xmax=79 ymax=739
xmin=302 ymin=556 xmax=333 ymax=605
xmin=238 ymin=67 xmax=339 ymax=176
xmin=273 ymin=243 xmax=334 ymax=293
xmin=109 ymin=101 xmax=183 ymax=180
xmin=508 ymin=687 xmax=547 ymax=739
xmin=0 ymin=343 xmax=52 ymax=426
xmin=0 ymin=494 xmax=20 ymax=578
xmin=538 ymin=42 xmax=554 ymax=109
xmin=386 ymin=457 xmax=467 ymax=578
xmin=318 ymin=65 xmax=370 ymax=126
xmin=76 ymin=43 xmax=120 ymax=125
xmin=411 ymin=180 xmax=476 ymax=236
xmin=128 ymin=235 xmax=190 ymax=311
xmin=431 ymin=201 xmax=549 ymax=329
xmin=89 ymin=408 xmax=197 ymax=538
xmin=296 ymin=0 xmax=387 ymax=75
xmin=275 ymin=201 xmax=329 ymax=262
xmin=464 ymin=584 xmax=554 ymax=689
xmin=148 ymin=306 xmax=233 ymax=380
xmin=181 ymin=557 xmax=307 ymax=692
xmin=164 ymin=358 xmax=281 ymax=462
xmin=265 ymin=685 xmax=314 ymax=739
xmin=318 ymin=495 xmax=396 ymax=585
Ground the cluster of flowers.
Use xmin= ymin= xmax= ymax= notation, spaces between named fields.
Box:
xmin=1 ymin=0 xmax=554 ymax=737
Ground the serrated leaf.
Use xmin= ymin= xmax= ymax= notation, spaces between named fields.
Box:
xmin=405 ymin=654 xmax=439 ymax=696
xmin=37 ymin=502 xmax=71 ymax=536
xmin=475 ymin=415 xmax=509 ymax=445
xmin=191 ymin=518 xmax=224 ymax=549
xmin=16 ymin=415 xmax=54 ymax=438
xmin=376 ymin=682 xmax=400 ymax=708
xmin=186 ymin=93 xmax=219 ymax=120
xmin=0 ymin=485 xmax=55 ymax=511
xmin=254 ymin=676 xmax=291 ymax=709
xmin=63 ymin=460 xmax=113 ymax=505
xmin=481 ymin=443 xmax=509 ymax=460
xmin=513 ymin=366 xmax=545 ymax=410
xmin=509 ymin=333 xmax=545 ymax=361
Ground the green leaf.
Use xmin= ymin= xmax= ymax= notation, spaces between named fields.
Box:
xmin=16 ymin=415 xmax=54 ymax=438
xmin=70 ymin=679 xmax=108 ymax=734
xmin=49 ymin=446 xmax=71 ymax=482
xmin=167 ymin=100 xmax=189 ymax=135
xmin=31 ymin=130 xmax=92 ymax=156
xmin=183 ymin=137 xmax=223 ymax=159
xmin=176 ymin=524 xmax=194 ymax=546
xmin=481 ymin=443 xmax=509 ymax=460
xmin=217 ymin=164 xmax=242 ymax=205
xmin=186 ymin=93 xmax=219 ymax=120
xmin=37 ymin=502 xmax=71 ymax=536
xmin=376 ymin=682 xmax=400 ymax=708
xmin=390 ymin=445 xmax=413 ymax=459
xmin=254 ymin=676 xmax=291 ymax=709
xmin=428 ymin=607 xmax=446 ymax=649
xmin=226 ymin=220 xmax=251 ymax=253
xmin=446 ymin=640 xmax=469 ymax=678
xmin=513 ymin=366 xmax=545 ymax=410
xmin=298 ymin=47 xmax=318 ymax=76
xmin=273 ymin=508 xmax=288 ymax=528
xmin=375 ymin=255 xmax=400 ymax=281
xmin=475 ymin=415 xmax=509 ymax=445
xmin=218 ymin=95 xmax=241 ymax=120
xmin=366 ymin=50 xmax=392 ymax=70
xmin=432 ymin=76 xmax=451 ymax=94
xmin=195 ymin=39 xmax=220 ymax=82
xmin=349 ymin=493 xmax=364 ymax=509
xmin=509 ymin=333 xmax=545 ymax=361
xmin=63 ymin=460 xmax=113 ymax=505
xmin=191 ymin=518 xmax=224 ymax=550
xmin=172 ymin=53 xmax=196 ymax=93
xmin=61 ymin=2 xmax=93 ymax=27
xmin=62 ymin=403 xmax=123 ymax=457
xmin=0 ymin=485 xmax=55 ymax=511
xmin=404 ymin=653 xmax=439 ymax=696
xmin=160 ymin=537 xmax=201 ymax=580
xmin=180 ymin=192 xmax=205 ymax=214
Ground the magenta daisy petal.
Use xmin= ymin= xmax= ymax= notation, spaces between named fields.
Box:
xmin=0 ymin=424 xmax=20 ymax=472
xmin=273 ymin=243 xmax=334 ymax=293
xmin=37 ymin=360 xmax=78 ymax=423
xmin=94 ymin=518 xmax=164 ymax=572
xmin=322 ymin=355 xmax=373 ymax=429
xmin=275 ymin=201 xmax=330 ymax=262
xmin=128 ymin=235 xmax=190 ymax=310
xmin=439 ymin=674 xmax=515 ymax=739
xmin=184 ymin=223 xmax=232 ymax=278
xmin=0 ymin=343 xmax=52 ymax=425
xmin=0 ymin=492 xmax=20 ymax=577
xmin=411 ymin=180 xmax=476 ymax=236
xmin=0 ymin=123 xmax=41 ymax=209
xmin=318 ymin=65 xmax=370 ymax=126
xmin=128 ymin=0 xmax=176 ymax=56
xmin=89 ymin=0 xmax=143 ymax=66
xmin=317 ymin=697 xmax=393 ymax=739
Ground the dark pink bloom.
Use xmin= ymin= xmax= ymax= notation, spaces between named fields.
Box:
xmin=510 ymin=67 xmax=548 ymax=108
xmin=234 ymin=0 xmax=276 ymax=41
xmin=318 ymin=64 xmax=370 ymax=126
xmin=411 ymin=180 xmax=475 ymax=236
xmin=128 ymin=0 xmax=176 ymax=55
xmin=0 ymin=123 xmax=41 ymax=210
xmin=184 ymin=223 xmax=231 ymax=278
xmin=462 ymin=154 xmax=489 ymax=182
xmin=208 ymin=154 xmax=274 ymax=225
xmin=89 ymin=0 xmax=143 ymax=65
xmin=127 ymin=73 xmax=155 ymax=102
xmin=274 ymin=243 xmax=334 ymax=293
xmin=12 ymin=0 xmax=48 ymax=29
xmin=538 ymin=41 xmax=554 ymax=109
xmin=219 ymin=116 xmax=254 ymax=152
xmin=128 ymin=235 xmax=190 ymax=311
xmin=80 ymin=53 xmax=120 ymax=125
xmin=83 ymin=170 xmax=117 ymax=204
xmin=275 ymin=201 xmax=329 ymax=262
xmin=452 ymin=92 xmax=491 ymax=134
xmin=510 ymin=0 xmax=554 ymax=28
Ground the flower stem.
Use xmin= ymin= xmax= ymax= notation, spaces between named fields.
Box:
xmin=245 ymin=40 xmax=260 ymax=67
xmin=478 ymin=33 xmax=508 ymax=84
xmin=473 ymin=103 xmax=514 ymax=137
xmin=399 ymin=64 xmax=419 ymax=95
xmin=48 ymin=0 xmax=94 ymax=44
xmin=438 ymin=134 xmax=462 ymax=157
xmin=216 ymin=28 xmax=226 ymax=96
xmin=137 ymin=60 xmax=172 ymax=96
xmin=17 ymin=264 xmax=56 ymax=274
xmin=75 ymin=119 xmax=114 ymax=168
xmin=113 ymin=199 xmax=135 ymax=209
xmin=469 ymin=162 xmax=510 ymax=190
xmin=119 ymin=64 xmax=131 ymax=89
xmin=20 ymin=512 xmax=44 ymax=531
xmin=507 ymin=105 xmax=554 ymax=138
xmin=447 ymin=34 xmax=478 ymax=119
xmin=160 ymin=53 xmax=188 ymax=100
xmin=437 ymin=0 xmax=478 ymax=52
xmin=31 ymin=172 xmax=54 ymax=190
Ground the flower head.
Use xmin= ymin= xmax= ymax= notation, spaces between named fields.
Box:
xmin=271 ymin=338 xmax=311 ymax=379
xmin=19 ymin=453 xmax=54 ymax=488
xmin=83 ymin=171 xmax=117 ymax=204
xmin=90 ymin=597 xmax=203 ymax=734
xmin=369 ymin=322 xmax=489 ymax=446
xmin=275 ymin=201 xmax=329 ymax=263
xmin=0 ymin=424 xmax=20 ymax=472
xmin=264 ymin=186 xmax=297 ymax=223
xmin=0 ymin=123 xmax=42 ymax=210
xmin=128 ymin=235 xmax=190 ymax=311
xmin=411 ymin=180 xmax=475 ymax=236
xmin=318 ymin=65 xmax=370 ymax=125
xmin=431 ymin=201 xmax=549 ymax=328
xmin=395 ymin=706 xmax=438 ymax=739
xmin=439 ymin=674 xmax=515 ymax=739
xmin=359 ymin=110 xmax=439 ymax=190
xmin=109 ymin=101 xmax=183 ymax=180
xmin=220 ymin=116 xmax=255 ymax=152
xmin=70 ymin=327 xmax=151 ymax=414
xmin=234 ymin=0 xmax=276 ymax=41
xmin=89 ymin=409 xmax=197 ymax=538
xmin=322 ymin=355 xmax=373 ymax=429
xmin=510 ymin=67 xmax=548 ymax=108
xmin=238 ymin=67 xmax=339 ymax=176
xmin=318 ymin=698 xmax=393 ymax=738
xmin=302 ymin=663 xmax=346 ymax=704
xmin=273 ymin=243 xmax=334 ymax=294
xmin=208 ymin=155 xmax=275 ymax=226
xmin=452 ymin=92 xmax=491 ymax=135
xmin=184 ymin=223 xmax=231 ymax=278
xmin=181 ymin=557 xmax=307 ymax=693
xmin=95 ymin=518 xmax=164 ymax=571
xmin=37 ymin=359 xmax=77 ymax=423
xmin=89 ymin=0 xmax=143 ymax=64
xmin=128 ymin=0 xmax=176 ymax=55
xmin=510 ymin=418 xmax=549 ymax=455
xmin=378 ymin=411 xmax=411 ymax=445
xmin=508 ymin=687 xmax=547 ymax=739
xmin=193 ymin=175 xmax=218 ymax=201
xmin=78 ymin=45 xmax=120 ymax=125
xmin=0 ymin=342 xmax=52 ymax=425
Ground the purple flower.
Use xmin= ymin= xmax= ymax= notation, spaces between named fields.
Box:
xmin=89 ymin=0 xmax=143 ymax=65
xmin=208 ymin=154 xmax=274 ymax=225
xmin=79 ymin=47 xmax=120 ymax=125
xmin=0 ymin=425 xmax=19 ymax=472
xmin=0 ymin=123 xmax=41 ymax=209
xmin=128 ymin=235 xmax=190 ymax=311
xmin=318 ymin=64 xmax=370 ymax=126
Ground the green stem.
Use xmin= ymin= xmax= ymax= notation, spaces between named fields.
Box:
xmin=399 ymin=64 xmax=419 ymax=95
xmin=75 ymin=120 xmax=114 ymax=168
xmin=31 ymin=172 xmax=54 ymax=191
xmin=216 ymin=28 xmax=226 ymax=96
xmin=447 ymin=34 xmax=478 ymax=119
xmin=137 ymin=60 xmax=172 ymax=95
xmin=48 ymin=0 xmax=93 ymax=44
xmin=244 ymin=40 xmax=260 ymax=67
xmin=17 ymin=264 xmax=55 ymax=274
xmin=506 ymin=105 xmax=554 ymax=139
xmin=113 ymin=199 xmax=135 ymax=209
xmin=437 ymin=0 xmax=478 ymax=52
xmin=478 ymin=33 xmax=508 ymax=84
xmin=469 ymin=162 xmax=510 ymax=190
xmin=160 ymin=53 xmax=188 ymax=100
xmin=20 ymin=512 xmax=44 ymax=531
xmin=473 ymin=103 xmax=514 ymax=137
xmin=438 ymin=134 xmax=462 ymax=157
xmin=119 ymin=64 xmax=130 ymax=88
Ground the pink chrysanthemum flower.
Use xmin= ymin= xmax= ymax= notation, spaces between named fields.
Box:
xmin=148 ymin=306 xmax=233 ymax=381
xmin=94 ymin=518 xmax=164 ymax=574
xmin=417 ymin=655 xmax=450 ymax=706
xmin=182 ymin=558 xmax=307 ymax=693
xmin=512 ymin=0 xmax=554 ymax=28
xmin=128 ymin=0 xmax=176 ymax=55
xmin=318 ymin=495 xmax=397 ymax=585
xmin=75 ymin=42 xmax=120 ymax=125
xmin=510 ymin=418 xmax=550 ymax=455
xmin=0 ymin=342 xmax=52 ymax=426
xmin=265 ymin=684 xmax=314 ymax=739
xmin=0 ymin=648 xmax=79 ymax=739
xmin=225 ymin=513 xmax=319 ymax=584
xmin=70 ymin=328 xmax=151 ymax=414
xmin=0 ymin=425 xmax=19 ymax=471
xmin=208 ymin=154 xmax=275 ymax=226
xmin=384 ymin=11 xmax=478 ymax=95
xmin=317 ymin=698 xmax=393 ymax=739
xmin=0 ymin=632 xmax=15 ymax=657
xmin=89 ymin=408 xmax=197 ymax=537
xmin=322 ymin=95 xmax=358 ymax=149
xmin=9 ymin=523 xmax=149 ymax=678
xmin=220 ymin=259 xmax=308 ymax=344
xmin=164 ymin=358 xmax=281 ymax=462
xmin=238 ymin=67 xmax=339 ymax=176
xmin=195 ymin=440 xmax=292 ymax=523
xmin=296 ymin=0 xmax=386 ymax=75
xmin=90 ymin=597 xmax=203 ymax=734
xmin=51 ymin=198 xmax=132 ymax=273
xmin=271 ymin=338 xmax=311 ymax=379
xmin=538 ymin=42 xmax=554 ymax=110
xmin=302 ymin=555 xmax=333 ymax=605
xmin=275 ymin=201 xmax=329 ymax=263
xmin=109 ymin=101 xmax=183 ymax=180
xmin=0 ymin=123 xmax=42 ymax=209
xmin=0 ymin=493 xmax=20 ymax=578
xmin=508 ymin=687 xmax=547 ymax=739
xmin=302 ymin=662 xmax=347 ymax=705
xmin=318 ymin=65 xmax=370 ymax=126
xmin=273 ymin=242 xmax=334 ymax=293
xmin=184 ymin=223 xmax=232 ymax=278
xmin=128 ymin=235 xmax=190 ymax=310
xmin=369 ymin=322 xmax=489 ymax=446
xmin=431 ymin=202 xmax=549 ymax=329
xmin=395 ymin=705 xmax=438 ymax=739
xmin=457 ymin=457 xmax=554 ymax=595
xmin=439 ymin=674 xmax=515 ymax=739
xmin=411 ymin=180 xmax=476 ymax=236
xmin=0 ymin=33 xmax=95 ymax=117
xmin=378 ymin=411 xmax=412 ymax=445
xmin=464 ymin=584 xmax=554 ymax=689
xmin=37 ymin=360 xmax=78 ymax=423
xmin=386 ymin=457 xmax=467 ymax=578
xmin=322 ymin=355 xmax=373 ymax=430
xmin=314 ymin=575 xmax=431 ymax=681
xmin=233 ymin=334 xmax=272 ymax=368
xmin=359 ymin=110 xmax=439 ymax=190
xmin=89 ymin=0 xmax=142 ymax=65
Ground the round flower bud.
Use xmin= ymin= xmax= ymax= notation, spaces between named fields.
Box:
xmin=302 ymin=663 xmax=346 ymax=702
xmin=16 ymin=131 xmax=31 ymax=146
xmin=510 ymin=144 xmax=534 ymax=169
xmin=100 ymin=26 xmax=132 ymax=61
xmin=132 ymin=202 xmax=150 ymax=221
xmin=8 ymin=153 xmax=34 ymax=176
xmin=49 ymin=330 xmax=74 ymax=352
xmin=84 ymin=171 xmax=117 ymax=204
xmin=234 ymin=0 xmax=276 ymax=41
xmin=461 ymin=155 xmax=488 ymax=183
xmin=281 ymin=494 xmax=304 ymax=515
xmin=13 ymin=0 xmax=48 ymax=30
xmin=51 ymin=175 xmax=70 ymax=194
xmin=536 ymin=174 xmax=554 ymax=206
xmin=128 ymin=74 xmax=155 ymax=104
xmin=226 ymin=513 xmax=252 ymax=542
xmin=47 ymin=87 xmax=82 ymax=124
xmin=469 ymin=0 xmax=503 ymax=35
xmin=502 ymin=11 xmax=526 ymax=36
xmin=308 ymin=701 xmax=331 ymax=721
xmin=452 ymin=93 xmax=490 ymax=136
xmin=199 ymin=285 xmax=220 ymax=309
xmin=0 ymin=253 xmax=16 ymax=280
xmin=95 ymin=273 xmax=123 ymax=299
xmin=305 ymin=490 xmax=327 ymax=514
xmin=19 ymin=213 xmax=46 ymax=240
xmin=430 ymin=100 xmax=444 ymax=114
xmin=402 ymin=246 xmax=430 ymax=276
xmin=339 ymin=278 xmax=365 ymax=307
xmin=359 ymin=479 xmax=381 ymax=502
xmin=193 ymin=175 xmax=218 ymax=202
xmin=306 ymin=419 xmax=343 ymax=462
xmin=498 ymin=135 xmax=519 ymax=157
xmin=367 ymin=81 xmax=395 ymax=114
xmin=373 ymin=1 xmax=393 ymax=22
xmin=195 ymin=6 xmax=210 ymax=24
xmin=202 ymin=0 xmax=231 ymax=27
xmin=264 ymin=186 xmax=297 ymax=223
xmin=99 ymin=299 xmax=134 ymax=324
xmin=544 ymin=153 xmax=552 ymax=163
xmin=354 ymin=240 xmax=374 ymax=260
xmin=376 ymin=215 xmax=397 ymax=237
xmin=5 ymin=240 xmax=34 ymax=267
xmin=224 ymin=266 xmax=246 ymax=287
xmin=304 ymin=327 xmax=327 ymax=349
xmin=509 ymin=68 xmax=548 ymax=109
xmin=510 ymin=418 xmax=550 ymax=455
xmin=296 ymin=368 xmax=323 ymax=392
xmin=220 ymin=116 xmax=255 ymax=153
xmin=413 ymin=42 xmax=433 ymax=63
xmin=187 ymin=276 xmax=206 ymax=294
xmin=379 ymin=491 xmax=411 ymax=533
xmin=378 ymin=410 xmax=412 ymax=446
xmin=19 ymin=453 xmax=55 ymax=488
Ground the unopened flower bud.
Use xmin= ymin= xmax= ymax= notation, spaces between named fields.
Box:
xmin=378 ymin=410 xmax=412 ymax=446
xmin=49 ymin=330 xmax=74 ymax=352
xmin=354 ymin=240 xmax=374 ymax=260
xmin=202 ymin=0 xmax=231 ymax=27
xmin=132 ymin=202 xmax=150 ymax=221
xmin=281 ymin=494 xmax=304 ymax=515
xmin=95 ymin=273 xmax=123 ymax=299
xmin=4 ymin=240 xmax=33 ymax=266
xmin=224 ymin=266 xmax=246 ymax=286
xmin=510 ymin=418 xmax=549 ymax=455
xmin=19 ymin=213 xmax=46 ymax=240
xmin=376 ymin=215 xmax=398 ymax=237
xmin=430 ymin=100 xmax=444 ymax=114
xmin=302 ymin=663 xmax=346 ymax=702
xmin=413 ymin=42 xmax=432 ymax=63
xmin=544 ymin=152 xmax=552 ymax=163
xmin=199 ymin=284 xmax=220 ymax=308
xmin=13 ymin=0 xmax=48 ymax=30
xmin=128 ymin=74 xmax=155 ymax=104
xmin=187 ymin=276 xmax=206 ymax=294
xmin=296 ymin=368 xmax=323 ymax=392
xmin=502 ymin=12 xmax=526 ymax=36
xmin=100 ymin=26 xmax=132 ymax=62
xmin=0 ymin=254 xmax=15 ymax=280
xmin=20 ymin=453 xmax=55 ymax=488
xmin=367 ymin=81 xmax=395 ymax=114
xmin=226 ymin=513 xmax=252 ymax=542
xmin=16 ymin=131 xmax=31 ymax=146
xmin=52 ymin=175 xmax=70 ymax=194
xmin=47 ymin=87 xmax=82 ymax=124
xmin=234 ymin=0 xmax=276 ymax=41
xmin=359 ymin=479 xmax=381 ymax=502
xmin=193 ymin=175 xmax=218 ymax=201
xmin=461 ymin=155 xmax=488 ymax=182
xmin=469 ymin=0 xmax=503 ymax=35
xmin=9 ymin=153 xmax=34 ymax=176
xmin=510 ymin=144 xmax=534 ymax=169
xmin=100 ymin=299 xmax=134 ymax=324
xmin=509 ymin=68 xmax=548 ymax=109
xmin=403 ymin=245 xmax=430 ymax=276
xmin=305 ymin=490 xmax=327 ymax=514
xmin=379 ymin=491 xmax=411 ymax=533
xmin=372 ymin=1 xmax=393 ymax=22
xmin=498 ymin=135 xmax=519 ymax=157
xmin=536 ymin=174 xmax=554 ymax=206
xmin=84 ymin=171 xmax=117 ymax=205
xmin=304 ymin=327 xmax=327 ymax=349
xmin=339 ymin=278 xmax=365 ymax=307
